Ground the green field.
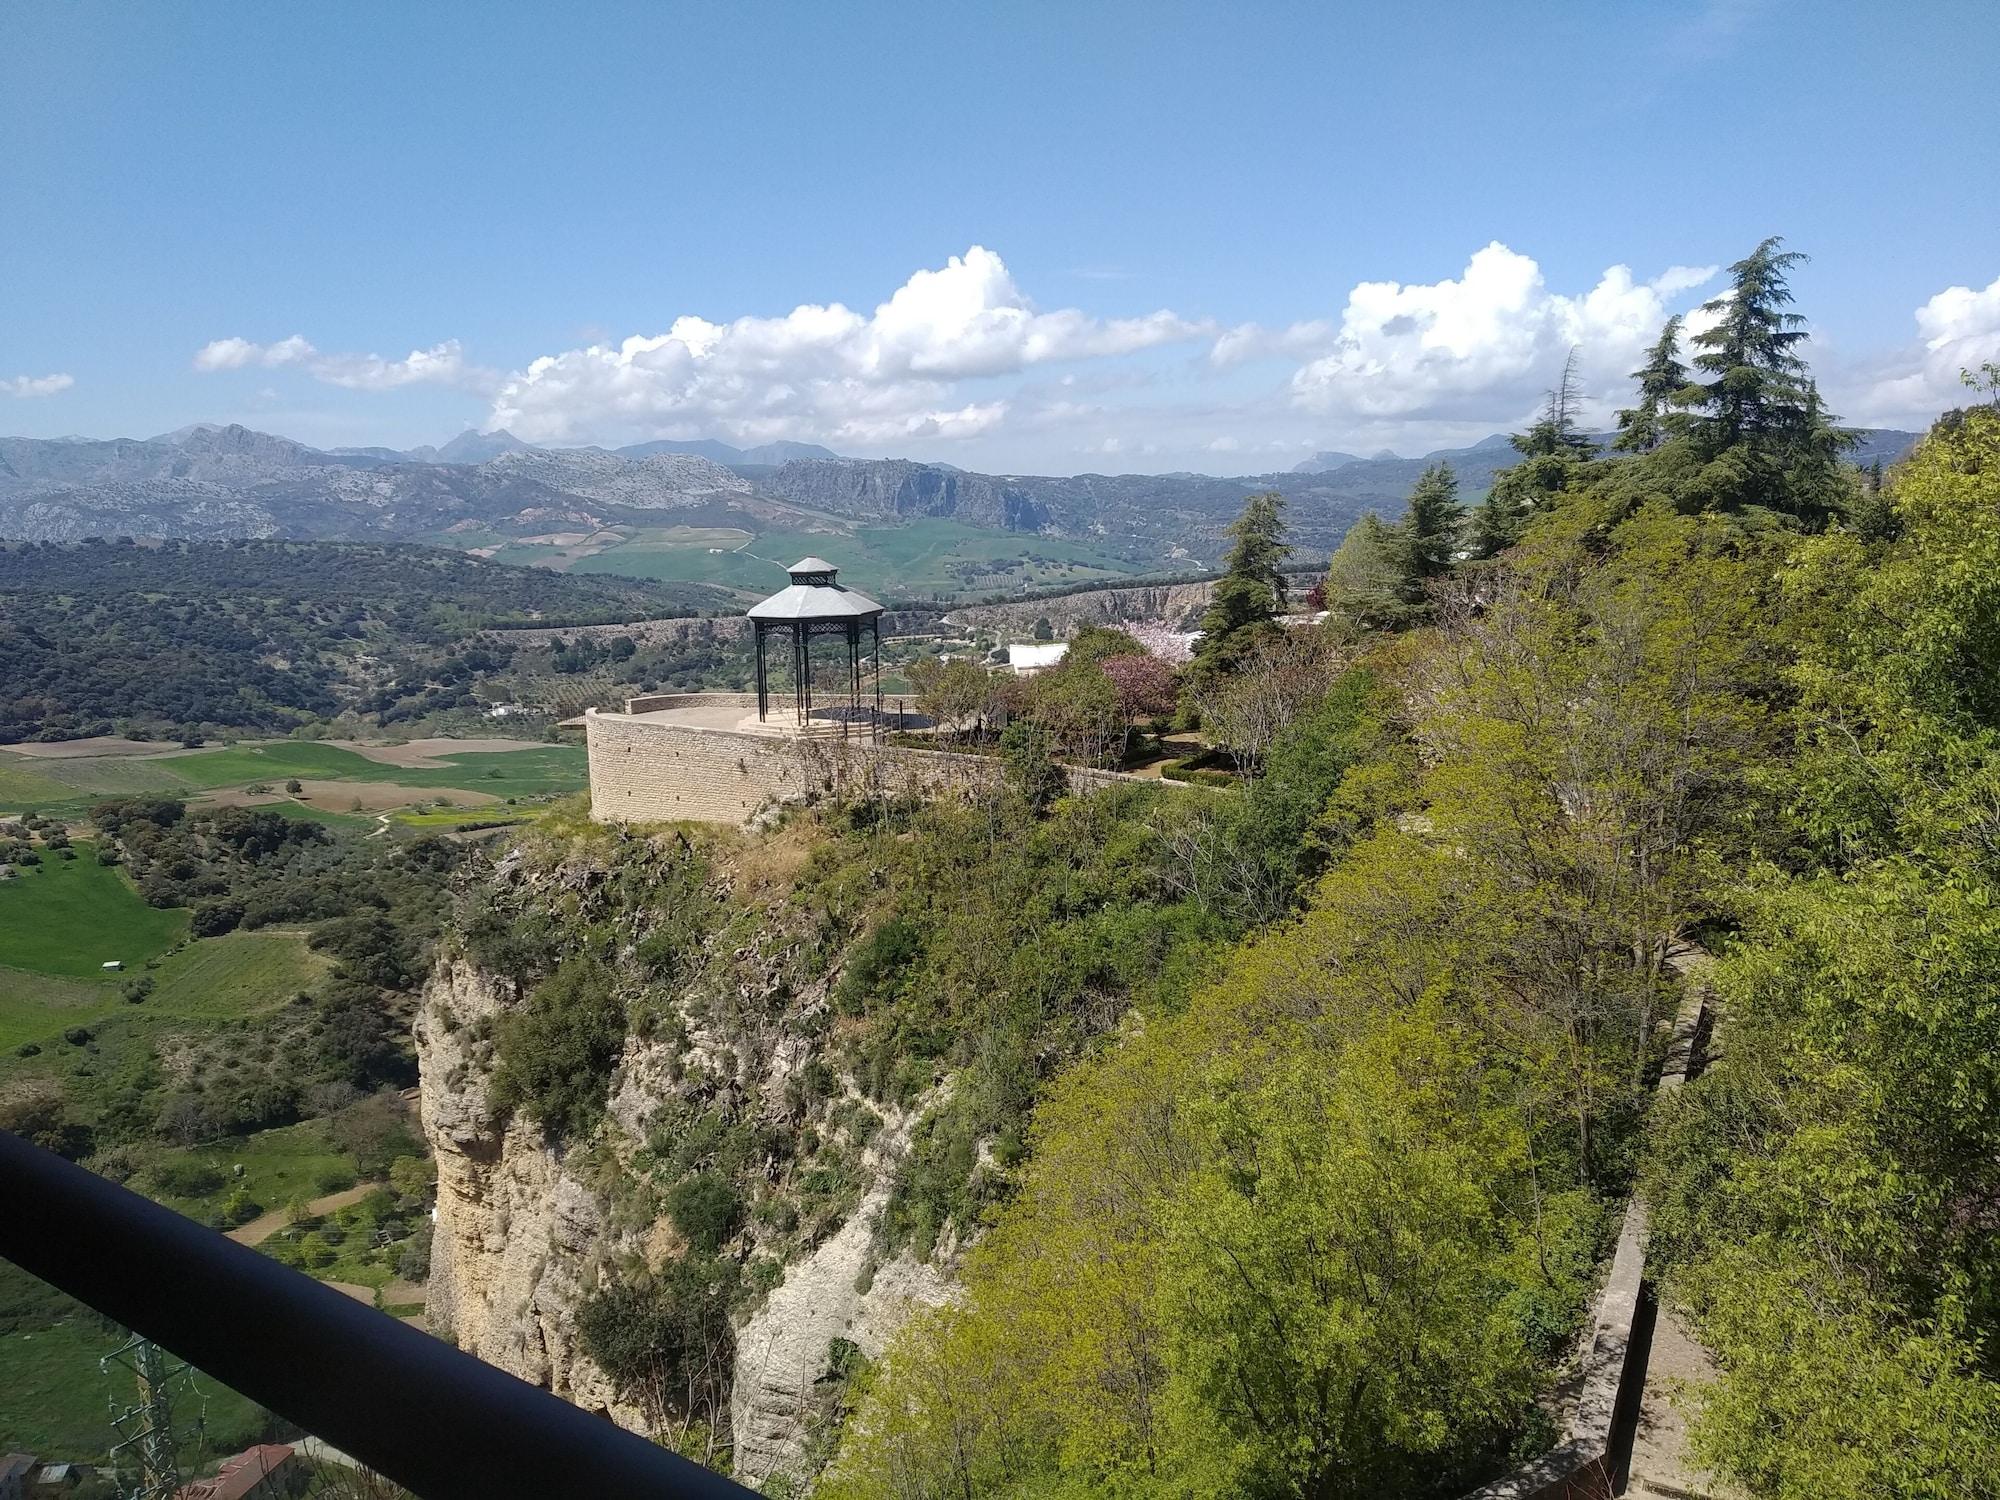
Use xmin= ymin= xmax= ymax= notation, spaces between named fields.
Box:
xmin=0 ymin=927 xmax=326 ymax=1052
xmin=147 ymin=1118 xmax=360 ymax=1218
xmin=0 ymin=843 xmax=188 ymax=977
xmin=0 ymin=1286 xmax=266 ymax=1464
xmin=0 ymin=739 xmax=588 ymax=818
xmin=551 ymin=516 xmax=1147 ymax=597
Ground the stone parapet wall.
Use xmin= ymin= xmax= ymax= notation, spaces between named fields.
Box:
xmin=585 ymin=709 xmax=1168 ymax=826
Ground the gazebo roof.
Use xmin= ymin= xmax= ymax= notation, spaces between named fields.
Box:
xmin=746 ymin=558 xmax=884 ymax=622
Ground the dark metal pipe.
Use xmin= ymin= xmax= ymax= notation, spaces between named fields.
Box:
xmin=0 ymin=1130 xmax=754 ymax=1499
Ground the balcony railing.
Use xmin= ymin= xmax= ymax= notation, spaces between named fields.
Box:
xmin=0 ymin=1128 xmax=755 ymax=1499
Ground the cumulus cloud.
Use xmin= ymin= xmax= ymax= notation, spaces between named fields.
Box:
xmin=1266 ymin=244 xmax=1717 ymax=424
xmin=487 ymin=246 xmax=1209 ymax=445
xmin=1849 ymin=273 xmax=2000 ymax=426
xmin=193 ymin=335 xmax=492 ymax=393
xmin=1 ymin=372 xmax=74 ymax=398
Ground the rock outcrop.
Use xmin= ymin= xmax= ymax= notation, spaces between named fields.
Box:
xmin=415 ymin=833 xmax=959 ymax=1489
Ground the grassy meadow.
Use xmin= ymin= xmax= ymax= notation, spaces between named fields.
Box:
xmin=0 ymin=843 xmax=189 ymax=977
xmin=0 ymin=738 xmax=589 ymax=823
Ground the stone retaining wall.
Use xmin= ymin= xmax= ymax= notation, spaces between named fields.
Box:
xmin=1458 ymin=962 xmax=1712 ymax=1500
xmin=585 ymin=708 xmax=1165 ymax=826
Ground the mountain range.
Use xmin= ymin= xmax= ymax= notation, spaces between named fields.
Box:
xmin=0 ymin=423 xmax=1924 ymax=571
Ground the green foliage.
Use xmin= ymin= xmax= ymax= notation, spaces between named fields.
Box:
xmin=575 ymin=1257 xmax=737 ymax=1432
xmin=1614 ymin=314 xmax=1691 ymax=454
xmin=490 ymin=958 xmax=627 ymax=1143
xmin=666 ymin=1172 xmax=744 ymax=1254
xmin=1397 ymin=460 xmax=1464 ymax=584
xmin=1642 ymin=405 xmax=2000 ymax=1498
xmin=0 ymin=537 xmax=712 ymax=741
xmin=1194 ymin=491 xmax=1292 ymax=675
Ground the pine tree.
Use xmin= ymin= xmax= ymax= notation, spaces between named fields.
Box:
xmin=1465 ymin=489 xmax=1520 ymax=561
xmin=1613 ymin=315 xmax=1689 ymax=453
xmin=1487 ymin=352 xmax=1599 ymax=525
xmin=1397 ymin=463 xmax=1463 ymax=594
xmin=1684 ymin=237 xmax=1813 ymax=453
xmin=1783 ymin=379 xmax=1857 ymax=521
xmin=1194 ymin=491 xmax=1292 ymax=675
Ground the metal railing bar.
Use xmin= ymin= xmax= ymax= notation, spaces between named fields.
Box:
xmin=0 ymin=1130 xmax=754 ymax=1500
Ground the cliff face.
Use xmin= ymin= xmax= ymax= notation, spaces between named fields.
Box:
xmin=949 ymin=577 xmax=1219 ymax=634
xmin=415 ymin=829 xmax=956 ymax=1489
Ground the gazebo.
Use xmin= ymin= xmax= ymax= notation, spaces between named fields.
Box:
xmin=748 ymin=558 xmax=886 ymax=731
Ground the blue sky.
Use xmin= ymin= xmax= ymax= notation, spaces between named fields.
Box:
xmin=3 ymin=0 xmax=1996 ymax=471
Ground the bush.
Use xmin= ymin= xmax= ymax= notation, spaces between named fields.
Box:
xmin=575 ymin=1258 xmax=737 ymax=1425
xmin=190 ymin=899 xmax=245 ymax=938
xmin=123 ymin=975 xmax=156 ymax=1004
xmin=149 ymin=1158 xmax=226 ymax=1198
xmin=296 ymin=1232 xmax=336 ymax=1269
xmin=396 ymin=1224 xmax=433 ymax=1282
xmin=313 ymin=1166 xmax=359 ymax=1196
xmin=62 ymin=1025 xmax=92 ymax=1047
xmin=666 ymin=1173 xmax=744 ymax=1255
xmin=489 ymin=959 xmax=626 ymax=1142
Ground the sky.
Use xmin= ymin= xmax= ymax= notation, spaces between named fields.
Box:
xmin=3 ymin=0 xmax=1997 ymax=473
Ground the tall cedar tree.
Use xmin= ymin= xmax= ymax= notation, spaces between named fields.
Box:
xmin=1195 ymin=491 xmax=1292 ymax=675
xmin=1397 ymin=463 xmax=1464 ymax=595
xmin=1684 ymin=237 xmax=1812 ymax=451
xmin=1614 ymin=314 xmax=1690 ymax=453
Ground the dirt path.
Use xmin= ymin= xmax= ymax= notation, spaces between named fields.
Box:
xmin=226 ymin=1182 xmax=379 ymax=1247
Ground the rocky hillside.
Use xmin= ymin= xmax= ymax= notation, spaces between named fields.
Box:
xmin=0 ymin=426 xmax=751 ymax=543
xmin=416 ymin=820 xmax=958 ymax=1487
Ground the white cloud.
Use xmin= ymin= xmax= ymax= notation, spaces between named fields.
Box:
xmin=193 ymin=335 xmax=491 ymax=393
xmin=2 ymin=372 xmax=74 ymax=398
xmin=487 ymin=246 xmax=1209 ymax=445
xmin=1274 ymin=244 xmax=1717 ymax=424
xmin=1849 ymin=273 xmax=2000 ymax=426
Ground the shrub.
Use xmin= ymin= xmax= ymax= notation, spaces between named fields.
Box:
xmin=296 ymin=1232 xmax=335 ymax=1270
xmin=666 ymin=1173 xmax=744 ymax=1255
xmin=190 ymin=899 xmax=245 ymax=938
xmin=575 ymin=1258 xmax=736 ymax=1426
xmin=489 ymin=960 xmax=626 ymax=1142
xmin=396 ymin=1224 xmax=433 ymax=1281
xmin=313 ymin=1166 xmax=359 ymax=1196
xmin=150 ymin=1158 xmax=226 ymax=1198
xmin=62 ymin=1025 xmax=92 ymax=1047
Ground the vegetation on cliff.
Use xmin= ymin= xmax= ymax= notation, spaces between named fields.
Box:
xmin=814 ymin=258 xmax=2000 ymax=1499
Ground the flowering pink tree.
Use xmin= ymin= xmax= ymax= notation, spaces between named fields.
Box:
xmin=1101 ymin=652 xmax=1179 ymax=756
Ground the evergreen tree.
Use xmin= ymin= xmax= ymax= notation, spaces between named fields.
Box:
xmin=1684 ymin=236 xmax=1813 ymax=453
xmin=1465 ymin=489 xmax=1521 ymax=561
xmin=1783 ymin=379 xmax=1858 ymax=521
xmin=1396 ymin=462 xmax=1463 ymax=593
xmin=1322 ymin=513 xmax=1410 ymax=630
xmin=1613 ymin=315 xmax=1689 ymax=453
xmin=1487 ymin=352 xmax=1600 ymax=524
xmin=1194 ymin=491 xmax=1292 ymax=675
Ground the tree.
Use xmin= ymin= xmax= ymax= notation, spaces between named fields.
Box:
xmin=1465 ymin=489 xmax=1522 ymax=561
xmin=907 ymin=656 xmax=990 ymax=747
xmin=1194 ymin=491 xmax=1292 ymax=676
xmin=1396 ymin=461 xmax=1463 ymax=592
xmin=1684 ymin=237 xmax=1812 ymax=453
xmin=1487 ymin=352 xmax=1600 ymax=526
xmin=1101 ymin=652 xmax=1178 ymax=755
xmin=1614 ymin=315 xmax=1690 ymax=453
xmin=1323 ymin=514 xmax=1411 ymax=630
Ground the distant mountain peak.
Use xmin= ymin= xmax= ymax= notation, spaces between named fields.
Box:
xmin=438 ymin=428 xmax=536 ymax=464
